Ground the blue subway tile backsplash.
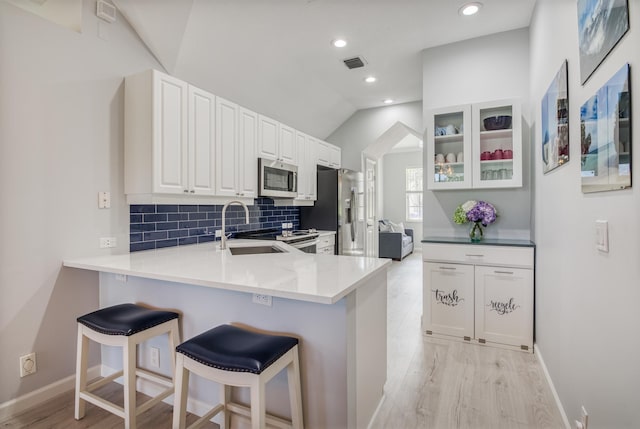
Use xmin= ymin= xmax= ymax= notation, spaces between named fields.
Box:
xmin=129 ymin=198 xmax=300 ymax=252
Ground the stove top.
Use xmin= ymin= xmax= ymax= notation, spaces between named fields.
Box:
xmin=234 ymin=228 xmax=319 ymax=243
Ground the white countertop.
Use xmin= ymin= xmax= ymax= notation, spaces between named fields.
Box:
xmin=63 ymin=240 xmax=390 ymax=304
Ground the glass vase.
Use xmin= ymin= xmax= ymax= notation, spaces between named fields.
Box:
xmin=469 ymin=222 xmax=483 ymax=242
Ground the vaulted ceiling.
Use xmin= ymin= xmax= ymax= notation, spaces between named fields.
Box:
xmin=113 ymin=0 xmax=536 ymax=139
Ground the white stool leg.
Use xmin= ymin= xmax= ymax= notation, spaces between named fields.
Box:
xmin=250 ymin=378 xmax=266 ymax=429
xmin=123 ymin=338 xmax=137 ymax=429
xmin=287 ymin=346 xmax=304 ymax=429
xmin=74 ymin=326 xmax=88 ymax=420
xmin=219 ymin=384 xmax=230 ymax=429
xmin=167 ymin=319 xmax=180 ymax=379
xmin=172 ymin=353 xmax=189 ymax=429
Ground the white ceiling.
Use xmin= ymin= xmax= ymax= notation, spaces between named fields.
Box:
xmin=114 ymin=0 xmax=536 ymax=140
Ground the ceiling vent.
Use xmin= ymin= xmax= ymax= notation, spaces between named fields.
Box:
xmin=343 ymin=56 xmax=367 ymax=69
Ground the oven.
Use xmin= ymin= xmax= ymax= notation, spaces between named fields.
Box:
xmin=288 ymin=237 xmax=319 ymax=254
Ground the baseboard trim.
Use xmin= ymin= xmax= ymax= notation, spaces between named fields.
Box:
xmin=367 ymin=391 xmax=386 ymax=429
xmin=0 ymin=365 xmax=101 ymax=421
xmin=534 ymin=343 xmax=571 ymax=429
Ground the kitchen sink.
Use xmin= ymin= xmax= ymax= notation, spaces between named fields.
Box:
xmin=228 ymin=245 xmax=287 ymax=255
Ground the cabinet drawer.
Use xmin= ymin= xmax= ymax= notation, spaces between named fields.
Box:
xmin=317 ymin=235 xmax=335 ymax=248
xmin=317 ymin=245 xmax=334 ymax=254
xmin=423 ymin=243 xmax=533 ymax=269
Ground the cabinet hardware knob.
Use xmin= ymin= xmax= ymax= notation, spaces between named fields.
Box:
xmin=183 ymin=189 xmax=188 ymax=193
xmin=190 ymin=190 xmax=195 ymax=193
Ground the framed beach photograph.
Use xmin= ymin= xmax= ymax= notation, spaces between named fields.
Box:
xmin=542 ymin=60 xmax=569 ymax=174
xmin=577 ymin=0 xmax=629 ymax=84
xmin=580 ymin=63 xmax=631 ymax=193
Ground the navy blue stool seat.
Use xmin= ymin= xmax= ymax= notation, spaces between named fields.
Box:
xmin=176 ymin=324 xmax=298 ymax=374
xmin=74 ymin=303 xmax=181 ymax=429
xmin=77 ymin=303 xmax=179 ymax=336
xmin=173 ymin=324 xmax=303 ymax=429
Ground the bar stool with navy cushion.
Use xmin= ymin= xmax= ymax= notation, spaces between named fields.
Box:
xmin=75 ymin=303 xmax=180 ymax=429
xmin=172 ymin=324 xmax=303 ymax=429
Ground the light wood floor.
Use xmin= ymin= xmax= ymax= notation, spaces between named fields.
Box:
xmin=1 ymin=252 xmax=565 ymax=429
xmin=371 ymin=252 xmax=566 ymax=429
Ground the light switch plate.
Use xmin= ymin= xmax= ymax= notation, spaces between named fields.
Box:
xmin=98 ymin=191 xmax=111 ymax=209
xmin=595 ymin=220 xmax=608 ymax=252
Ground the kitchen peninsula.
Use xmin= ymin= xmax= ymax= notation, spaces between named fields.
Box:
xmin=63 ymin=240 xmax=391 ymax=429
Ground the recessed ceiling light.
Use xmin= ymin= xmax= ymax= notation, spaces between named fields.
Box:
xmin=459 ymin=2 xmax=482 ymax=16
xmin=364 ymin=76 xmax=377 ymax=83
xmin=332 ymin=39 xmax=347 ymax=48
xmin=383 ymin=99 xmax=394 ymax=104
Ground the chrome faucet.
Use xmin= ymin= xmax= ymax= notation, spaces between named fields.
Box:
xmin=220 ymin=200 xmax=250 ymax=250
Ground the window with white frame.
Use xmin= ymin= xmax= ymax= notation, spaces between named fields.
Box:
xmin=406 ymin=167 xmax=423 ymax=221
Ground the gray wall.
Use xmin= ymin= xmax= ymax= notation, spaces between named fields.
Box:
xmin=421 ymin=28 xmax=532 ymax=240
xmin=381 ymin=151 xmax=424 ymax=240
xmin=0 ymin=1 xmax=159 ymax=403
xmin=530 ymin=1 xmax=640 ymax=427
xmin=327 ymin=101 xmax=422 ymax=172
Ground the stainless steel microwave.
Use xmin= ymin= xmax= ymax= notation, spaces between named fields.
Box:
xmin=258 ymin=158 xmax=298 ymax=198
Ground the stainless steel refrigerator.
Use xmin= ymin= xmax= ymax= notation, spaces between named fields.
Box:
xmin=300 ymin=167 xmax=364 ymax=255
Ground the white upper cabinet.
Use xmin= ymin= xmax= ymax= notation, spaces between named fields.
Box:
xmin=125 ymin=69 xmax=214 ymax=199
xmin=154 ymin=72 xmax=189 ymax=194
xmin=317 ymin=140 xmax=341 ymax=169
xmin=279 ymin=123 xmax=297 ymax=164
xmin=125 ymin=69 xmax=331 ymax=203
xmin=257 ymin=114 xmax=279 ymax=161
xmin=296 ymin=132 xmax=317 ymax=202
xmin=237 ymin=107 xmax=258 ymax=198
xmin=215 ymin=99 xmax=258 ymax=199
xmin=329 ymin=144 xmax=341 ymax=169
xmin=258 ymin=114 xmax=297 ymax=164
xmin=426 ymin=99 xmax=522 ymax=190
xmin=188 ymin=85 xmax=216 ymax=196
xmin=215 ymin=97 xmax=239 ymax=197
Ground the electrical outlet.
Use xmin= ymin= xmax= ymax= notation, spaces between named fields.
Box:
xmin=115 ymin=273 xmax=128 ymax=282
xmin=215 ymin=229 xmax=222 ymax=238
xmin=581 ymin=405 xmax=589 ymax=429
xmin=252 ymin=294 xmax=272 ymax=307
xmin=150 ymin=347 xmax=160 ymax=368
xmin=20 ymin=353 xmax=37 ymax=377
xmin=99 ymin=237 xmax=117 ymax=248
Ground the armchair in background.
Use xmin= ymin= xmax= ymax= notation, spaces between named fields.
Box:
xmin=378 ymin=220 xmax=414 ymax=260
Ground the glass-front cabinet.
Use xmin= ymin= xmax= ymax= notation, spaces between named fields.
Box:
xmin=426 ymin=99 xmax=522 ymax=190
xmin=472 ymin=100 xmax=522 ymax=189
xmin=426 ymin=104 xmax=472 ymax=190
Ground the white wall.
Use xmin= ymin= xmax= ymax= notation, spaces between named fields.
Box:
xmin=421 ymin=28 xmax=532 ymax=240
xmin=326 ymin=101 xmax=422 ymax=172
xmin=381 ymin=151 xmax=424 ymax=240
xmin=0 ymin=1 xmax=159 ymax=404
xmin=530 ymin=1 xmax=640 ymax=427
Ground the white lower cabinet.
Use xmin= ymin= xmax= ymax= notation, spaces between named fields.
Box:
xmin=316 ymin=232 xmax=336 ymax=254
xmin=474 ymin=266 xmax=533 ymax=350
xmin=423 ymin=242 xmax=534 ymax=352
xmin=423 ymin=262 xmax=474 ymax=339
